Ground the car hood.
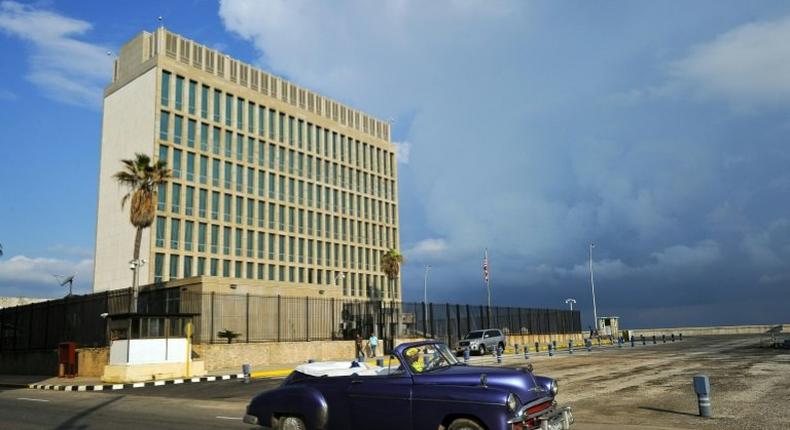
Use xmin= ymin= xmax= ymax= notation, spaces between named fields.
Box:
xmin=413 ymin=365 xmax=551 ymax=403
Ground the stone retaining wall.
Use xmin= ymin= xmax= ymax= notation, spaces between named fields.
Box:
xmin=630 ymin=324 xmax=789 ymax=338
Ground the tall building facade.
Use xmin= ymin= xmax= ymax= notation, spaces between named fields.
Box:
xmin=94 ymin=28 xmax=400 ymax=301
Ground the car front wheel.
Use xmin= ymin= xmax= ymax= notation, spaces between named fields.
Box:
xmin=447 ymin=418 xmax=485 ymax=430
xmin=279 ymin=416 xmax=306 ymax=430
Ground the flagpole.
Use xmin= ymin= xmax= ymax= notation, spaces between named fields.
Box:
xmin=485 ymin=248 xmax=491 ymax=311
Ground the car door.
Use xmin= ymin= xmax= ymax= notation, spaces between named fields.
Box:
xmin=483 ymin=330 xmax=493 ymax=351
xmin=347 ymin=368 xmax=412 ymax=429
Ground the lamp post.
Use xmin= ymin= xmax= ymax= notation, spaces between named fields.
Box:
xmin=129 ymin=258 xmax=146 ymax=313
xmin=589 ymin=243 xmax=598 ymax=328
xmin=565 ymin=298 xmax=576 ymax=311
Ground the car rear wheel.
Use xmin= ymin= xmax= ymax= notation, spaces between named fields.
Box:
xmin=447 ymin=418 xmax=485 ymax=430
xmin=279 ymin=416 xmax=306 ymax=430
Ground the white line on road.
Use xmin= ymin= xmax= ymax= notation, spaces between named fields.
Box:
xmin=216 ymin=416 xmax=242 ymax=420
xmin=17 ymin=398 xmax=50 ymax=402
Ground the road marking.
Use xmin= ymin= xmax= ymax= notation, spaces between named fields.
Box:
xmin=17 ymin=398 xmax=49 ymax=402
xmin=216 ymin=416 xmax=242 ymax=420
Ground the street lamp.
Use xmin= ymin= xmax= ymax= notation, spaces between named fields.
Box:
xmin=565 ymin=298 xmax=576 ymax=311
xmin=589 ymin=243 xmax=598 ymax=328
xmin=129 ymin=258 xmax=146 ymax=313
xmin=423 ymin=265 xmax=431 ymax=322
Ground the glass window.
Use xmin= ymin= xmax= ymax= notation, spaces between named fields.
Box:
xmin=288 ymin=116 xmax=294 ymax=145
xmin=211 ymin=191 xmax=220 ymax=220
xmin=248 ymin=102 xmax=255 ymax=134
xmin=211 ymin=224 xmax=219 ymax=253
xmin=201 ymin=85 xmax=209 ymax=118
xmin=187 ymin=119 xmax=196 ymax=148
xmin=157 ymin=183 xmax=166 ymax=211
xmin=185 ymin=186 xmax=194 ymax=216
xmin=197 ymin=257 xmax=206 ymax=276
xmin=154 ymin=253 xmax=165 ymax=282
xmin=224 ymin=193 xmax=232 ymax=222
xmin=184 ymin=221 xmax=194 ymax=251
xmin=199 ymin=155 xmax=208 ymax=184
xmin=236 ymin=196 xmax=243 ymax=224
xmin=174 ymin=115 xmax=183 ymax=144
xmin=212 ymin=127 xmax=220 ymax=155
xmin=200 ymin=123 xmax=209 ymax=151
xmin=169 ymin=254 xmax=179 ymax=278
xmin=160 ymin=111 xmax=170 ymax=141
xmin=210 ymin=258 xmax=218 ymax=276
xmin=278 ymin=112 xmax=285 ymax=142
xmin=172 ymin=149 xmax=182 ymax=178
xmin=155 ymin=216 xmax=166 ymax=247
xmin=223 ymin=227 xmax=231 ymax=255
xmin=213 ymin=90 xmax=221 ymax=122
xmin=174 ymin=75 xmax=184 ymax=110
xmin=269 ymin=109 xmax=275 ymax=140
xmin=236 ymin=164 xmax=244 ymax=192
xmin=158 ymin=144 xmax=168 ymax=164
xmin=237 ymin=97 xmax=244 ymax=129
xmin=186 ymin=152 xmax=195 ymax=182
xmin=258 ymin=106 xmax=265 ymax=137
xmin=248 ymin=137 xmax=255 ymax=164
xmin=198 ymin=222 xmax=207 ymax=252
xmin=225 ymin=131 xmax=232 ymax=157
xmin=224 ymin=162 xmax=232 ymax=189
xmin=235 ymin=228 xmax=242 ymax=256
xmin=184 ymin=255 xmax=193 ymax=277
xmin=225 ymin=93 xmax=233 ymax=126
xmin=188 ymin=80 xmax=197 ymax=114
xmin=170 ymin=218 xmax=180 ymax=249
xmin=236 ymin=134 xmax=244 ymax=161
xmin=161 ymin=71 xmax=171 ymax=106
xmin=171 ymin=183 xmax=181 ymax=213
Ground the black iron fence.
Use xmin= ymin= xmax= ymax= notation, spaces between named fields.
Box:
xmin=0 ymin=287 xmax=581 ymax=352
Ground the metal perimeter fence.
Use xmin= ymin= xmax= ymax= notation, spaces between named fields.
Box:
xmin=0 ymin=287 xmax=581 ymax=353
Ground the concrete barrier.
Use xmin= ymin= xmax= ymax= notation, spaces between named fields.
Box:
xmin=630 ymin=324 xmax=788 ymax=338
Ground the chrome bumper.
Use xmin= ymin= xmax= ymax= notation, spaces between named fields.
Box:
xmin=243 ymin=414 xmax=259 ymax=425
xmin=509 ymin=403 xmax=573 ymax=430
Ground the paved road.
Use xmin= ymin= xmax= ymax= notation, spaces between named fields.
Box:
xmin=1 ymin=335 xmax=787 ymax=429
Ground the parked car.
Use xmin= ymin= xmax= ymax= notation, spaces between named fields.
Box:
xmin=243 ymin=340 xmax=573 ymax=430
xmin=457 ymin=329 xmax=507 ymax=355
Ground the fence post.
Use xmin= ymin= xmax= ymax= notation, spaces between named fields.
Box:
xmin=518 ymin=308 xmax=523 ymax=335
xmin=422 ymin=302 xmax=427 ymax=338
xmin=306 ymin=296 xmax=310 ymax=342
xmin=27 ymin=305 xmax=34 ymax=350
xmin=0 ymin=310 xmax=4 ymax=352
xmin=455 ymin=305 xmax=461 ymax=340
xmin=13 ymin=305 xmax=19 ymax=351
xmin=210 ymin=292 xmax=215 ymax=344
xmin=246 ymin=293 xmax=250 ymax=343
xmin=466 ymin=304 xmax=471 ymax=333
xmin=331 ymin=298 xmax=336 ymax=341
xmin=277 ymin=295 xmax=282 ymax=343
xmin=479 ymin=305 xmax=484 ymax=329
xmin=429 ymin=303 xmax=435 ymax=339
xmin=445 ymin=303 xmax=451 ymax=346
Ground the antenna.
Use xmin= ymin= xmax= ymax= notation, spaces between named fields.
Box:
xmin=53 ymin=273 xmax=76 ymax=297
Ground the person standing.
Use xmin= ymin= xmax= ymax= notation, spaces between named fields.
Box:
xmin=369 ymin=333 xmax=379 ymax=357
xmin=355 ymin=333 xmax=364 ymax=361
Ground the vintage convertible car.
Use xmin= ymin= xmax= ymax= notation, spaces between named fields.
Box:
xmin=244 ymin=340 xmax=573 ymax=430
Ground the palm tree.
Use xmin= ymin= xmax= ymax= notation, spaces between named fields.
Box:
xmin=114 ymin=153 xmax=171 ymax=311
xmin=380 ymin=249 xmax=404 ymax=301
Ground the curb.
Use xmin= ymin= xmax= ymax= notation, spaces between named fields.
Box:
xmin=28 ymin=373 xmax=246 ymax=392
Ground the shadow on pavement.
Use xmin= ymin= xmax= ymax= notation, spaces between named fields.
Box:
xmin=638 ymin=406 xmax=699 ymax=417
xmin=55 ymin=395 xmax=125 ymax=430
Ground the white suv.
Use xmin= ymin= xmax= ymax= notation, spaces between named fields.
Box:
xmin=457 ymin=329 xmax=506 ymax=355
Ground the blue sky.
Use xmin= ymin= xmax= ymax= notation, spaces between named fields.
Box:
xmin=1 ymin=0 xmax=790 ymax=328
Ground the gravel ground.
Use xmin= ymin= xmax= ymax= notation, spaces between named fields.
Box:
xmin=526 ymin=335 xmax=790 ymax=430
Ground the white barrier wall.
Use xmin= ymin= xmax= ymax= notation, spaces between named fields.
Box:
xmin=109 ymin=339 xmax=188 ymax=365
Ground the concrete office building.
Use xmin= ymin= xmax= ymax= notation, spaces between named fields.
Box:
xmin=94 ymin=28 xmax=400 ymax=301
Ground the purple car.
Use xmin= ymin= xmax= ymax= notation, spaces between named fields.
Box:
xmin=243 ymin=340 xmax=573 ymax=430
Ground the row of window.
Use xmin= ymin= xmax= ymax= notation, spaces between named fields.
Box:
xmin=158 ymin=142 xmax=397 ymax=206
xmin=153 ymin=252 xmax=398 ymax=299
xmin=155 ymin=213 xmax=396 ymax=259
xmin=161 ymin=71 xmax=394 ymax=177
xmin=156 ymin=181 xmax=398 ymax=244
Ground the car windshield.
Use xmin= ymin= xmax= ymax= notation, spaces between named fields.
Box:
xmin=464 ymin=331 xmax=484 ymax=339
xmin=402 ymin=343 xmax=459 ymax=373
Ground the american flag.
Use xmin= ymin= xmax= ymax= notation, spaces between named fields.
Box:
xmin=482 ymin=249 xmax=489 ymax=284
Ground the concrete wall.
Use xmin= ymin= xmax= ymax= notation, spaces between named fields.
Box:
xmin=93 ymin=66 xmax=156 ymax=292
xmin=630 ymin=324 xmax=789 ymax=338
xmin=395 ymin=333 xmax=585 ymax=350
xmin=193 ymin=340 xmax=355 ymax=371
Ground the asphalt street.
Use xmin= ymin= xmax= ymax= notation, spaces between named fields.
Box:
xmin=1 ymin=335 xmax=787 ymax=430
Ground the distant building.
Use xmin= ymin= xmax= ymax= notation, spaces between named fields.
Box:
xmin=0 ymin=297 xmax=47 ymax=309
xmin=93 ymin=28 xmax=400 ymax=301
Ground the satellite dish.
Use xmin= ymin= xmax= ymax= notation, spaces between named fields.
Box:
xmin=53 ymin=273 xmax=76 ymax=297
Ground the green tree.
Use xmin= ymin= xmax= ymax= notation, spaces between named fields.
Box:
xmin=114 ymin=153 xmax=171 ymax=311
xmin=381 ymin=249 xmax=404 ymax=300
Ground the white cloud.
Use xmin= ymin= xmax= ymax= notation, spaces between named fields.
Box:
xmin=670 ymin=15 xmax=790 ymax=107
xmin=0 ymin=1 xmax=112 ymax=107
xmin=0 ymin=255 xmax=93 ymax=291
xmin=393 ymin=141 xmax=411 ymax=164
xmin=405 ymin=238 xmax=448 ymax=261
